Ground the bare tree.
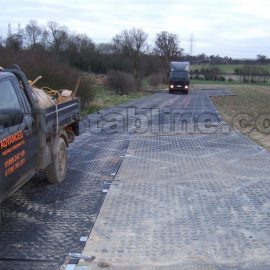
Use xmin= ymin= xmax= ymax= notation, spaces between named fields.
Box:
xmin=76 ymin=34 xmax=95 ymax=53
xmin=112 ymin=33 xmax=124 ymax=54
xmin=46 ymin=21 xmax=69 ymax=56
xmin=112 ymin=28 xmax=148 ymax=77
xmin=155 ymin=31 xmax=182 ymax=69
xmin=5 ymin=33 xmax=24 ymax=51
xmin=65 ymin=33 xmax=96 ymax=71
xmin=96 ymin=43 xmax=115 ymax=55
xmin=25 ymin=20 xmax=42 ymax=48
xmin=0 ymin=35 xmax=3 ymax=48
xmin=113 ymin=28 xmax=148 ymax=55
xmin=257 ymin=54 xmax=267 ymax=64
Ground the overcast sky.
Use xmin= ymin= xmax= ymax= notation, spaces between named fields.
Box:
xmin=1 ymin=0 xmax=270 ymax=58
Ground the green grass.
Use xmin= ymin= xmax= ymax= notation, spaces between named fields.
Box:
xmin=212 ymin=85 xmax=270 ymax=115
xmin=191 ymin=79 xmax=270 ymax=87
xmin=191 ymin=79 xmax=243 ymax=85
xmin=191 ymin=64 xmax=270 ymax=74
xmin=84 ymin=85 xmax=150 ymax=114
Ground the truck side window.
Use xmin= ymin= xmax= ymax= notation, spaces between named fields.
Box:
xmin=0 ymin=80 xmax=21 ymax=110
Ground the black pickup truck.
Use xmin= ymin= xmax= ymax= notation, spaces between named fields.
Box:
xmin=0 ymin=69 xmax=80 ymax=206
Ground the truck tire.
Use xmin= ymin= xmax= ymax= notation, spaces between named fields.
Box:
xmin=46 ymin=137 xmax=67 ymax=184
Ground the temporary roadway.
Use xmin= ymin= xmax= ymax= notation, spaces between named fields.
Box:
xmin=1 ymin=89 xmax=270 ymax=270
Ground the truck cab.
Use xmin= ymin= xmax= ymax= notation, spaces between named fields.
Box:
xmin=0 ymin=71 xmax=38 ymax=203
xmin=169 ymin=61 xmax=190 ymax=94
xmin=0 ymin=69 xmax=80 ymax=206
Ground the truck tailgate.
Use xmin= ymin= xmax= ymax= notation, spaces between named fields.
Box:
xmin=38 ymin=98 xmax=80 ymax=135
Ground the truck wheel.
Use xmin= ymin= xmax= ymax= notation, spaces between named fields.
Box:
xmin=46 ymin=137 xmax=67 ymax=184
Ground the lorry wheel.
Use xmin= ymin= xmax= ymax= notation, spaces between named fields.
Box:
xmin=46 ymin=137 xmax=67 ymax=184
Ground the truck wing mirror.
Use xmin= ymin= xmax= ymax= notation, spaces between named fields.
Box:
xmin=0 ymin=108 xmax=24 ymax=128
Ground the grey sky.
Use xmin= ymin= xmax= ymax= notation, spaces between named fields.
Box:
xmin=1 ymin=0 xmax=270 ymax=58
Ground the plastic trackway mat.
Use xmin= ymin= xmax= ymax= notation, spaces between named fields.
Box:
xmin=77 ymin=91 xmax=270 ymax=270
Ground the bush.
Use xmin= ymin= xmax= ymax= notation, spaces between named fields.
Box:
xmin=148 ymin=73 xmax=164 ymax=87
xmin=0 ymin=48 xmax=79 ymax=90
xmin=0 ymin=47 xmax=97 ymax=111
xmin=228 ymin=78 xmax=233 ymax=82
xmin=218 ymin=76 xmax=226 ymax=81
xmin=106 ymin=70 xmax=136 ymax=95
xmin=76 ymin=78 xmax=95 ymax=110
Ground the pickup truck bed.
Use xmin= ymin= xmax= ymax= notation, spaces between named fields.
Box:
xmin=39 ymin=98 xmax=80 ymax=135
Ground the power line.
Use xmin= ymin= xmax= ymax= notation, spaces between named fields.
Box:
xmin=190 ymin=33 xmax=194 ymax=56
xmin=8 ymin=23 xmax=11 ymax=36
xmin=17 ymin=23 xmax=21 ymax=33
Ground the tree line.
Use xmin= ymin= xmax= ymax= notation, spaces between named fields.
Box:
xmin=0 ymin=20 xmax=269 ymax=89
xmin=190 ymin=65 xmax=270 ymax=84
xmin=0 ymin=20 xmax=184 ymax=79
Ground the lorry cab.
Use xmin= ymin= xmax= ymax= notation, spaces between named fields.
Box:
xmin=169 ymin=61 xmax=190 ymax=94
xmin=0 ymin=72 xmax=38 ymax=203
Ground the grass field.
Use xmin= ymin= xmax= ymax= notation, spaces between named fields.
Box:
xmin=210 ymin=84 xmax=270 ymax=151
xmin=191 ymin=64 xmax=270 ymax=74
xmin=191 ymin=79 xmax=270 ymax=86
xmin=85 ymin=86 xmax=150 ymax=114
xmin=191 ymin=79 xmax=243 ymax=85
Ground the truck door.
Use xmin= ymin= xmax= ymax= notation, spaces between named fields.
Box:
xmin=0 ymin=77 xmax=38 ymax=203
